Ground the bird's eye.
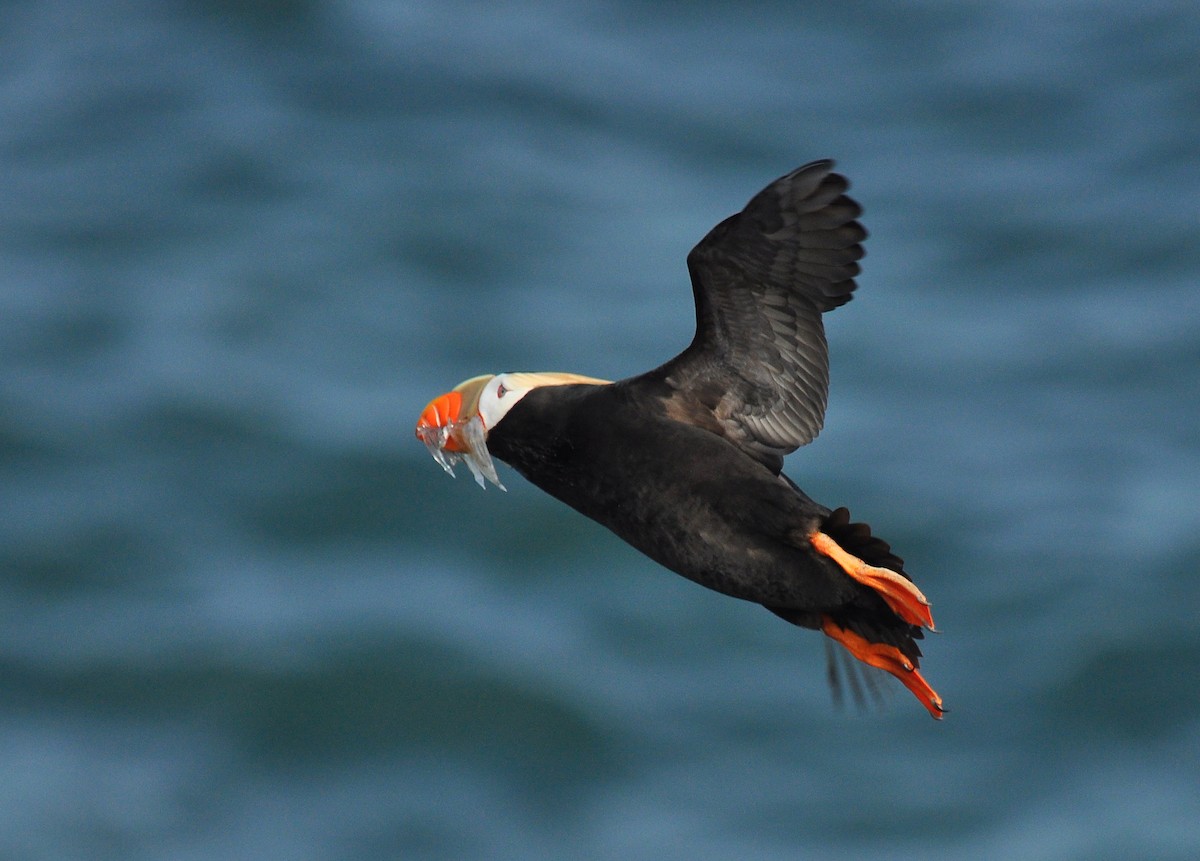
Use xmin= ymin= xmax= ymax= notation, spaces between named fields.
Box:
xmin=496 ymin=383 xmax=508 ymax=398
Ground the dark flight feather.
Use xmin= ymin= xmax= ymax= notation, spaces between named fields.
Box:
xmin=630 ymin=160 xmax=865 ymax=472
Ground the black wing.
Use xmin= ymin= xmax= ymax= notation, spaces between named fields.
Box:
xmin=626 ymin=160 xmax=866 ymax=472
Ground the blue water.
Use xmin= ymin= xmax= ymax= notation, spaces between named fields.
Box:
xmin=2 ymin=1 xmax=1198 ymax=859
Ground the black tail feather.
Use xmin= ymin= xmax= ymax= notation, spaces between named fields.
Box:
xmin=822 ymin=506 xmax=907 ymax=578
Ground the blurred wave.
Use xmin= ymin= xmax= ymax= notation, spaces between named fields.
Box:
xmin=2 ymin=1 xmax=1198 ymax=859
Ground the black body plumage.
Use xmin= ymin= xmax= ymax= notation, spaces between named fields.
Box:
xmin=422 ymin=160 xmax=938 ymax=710
xmin=487 ymin=380 xmax=923 ymax=665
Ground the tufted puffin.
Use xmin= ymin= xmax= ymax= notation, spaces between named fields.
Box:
xmin=415 ymin=160 xmax=944 ymax=718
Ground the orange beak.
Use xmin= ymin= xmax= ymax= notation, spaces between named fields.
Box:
xmin=415 ymin=376 xmax=505 ymax=490
xmin=415 ymin=390 xmax=466 ymax=451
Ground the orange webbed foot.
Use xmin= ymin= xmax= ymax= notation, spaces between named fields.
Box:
xmin=821 ymin=616 xmax=945 ymax=719
xmin=810 ymin=531 xmax=935 ymax=630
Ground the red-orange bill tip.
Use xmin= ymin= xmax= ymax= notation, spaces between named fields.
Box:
xmin=416 ymin=391 xmax=466 ymax=451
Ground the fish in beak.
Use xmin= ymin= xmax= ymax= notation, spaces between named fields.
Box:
xmin=414 ymin=374 xmax=506 ymax=490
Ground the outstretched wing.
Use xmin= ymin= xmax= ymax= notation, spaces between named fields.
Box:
xmin=627 ymin=160 xmax=866 ymax=472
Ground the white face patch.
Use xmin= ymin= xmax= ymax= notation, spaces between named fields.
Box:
xmin=424 ymin=371 xmax=610 ymax=492
xmin=476 ymin=372 xmax=534 ymax=432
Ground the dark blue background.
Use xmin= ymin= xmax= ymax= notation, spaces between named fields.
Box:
xmin=2 ymin=2 xmax=1198 ymax=858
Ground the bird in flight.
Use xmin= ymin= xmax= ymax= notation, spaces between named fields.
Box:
xmin=416 ymin=160 xmax=944 ymax=718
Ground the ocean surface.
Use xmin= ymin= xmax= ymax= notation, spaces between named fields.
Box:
xmin=2 ymin=1 xmax=1198 ymax=859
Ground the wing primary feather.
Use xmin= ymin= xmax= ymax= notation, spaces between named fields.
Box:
xmin=624 ymin=160 xmax=866 ymax=469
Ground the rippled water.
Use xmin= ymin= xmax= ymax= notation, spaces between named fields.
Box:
xmin=2 ymin=1 xmax=1198 ymax=859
